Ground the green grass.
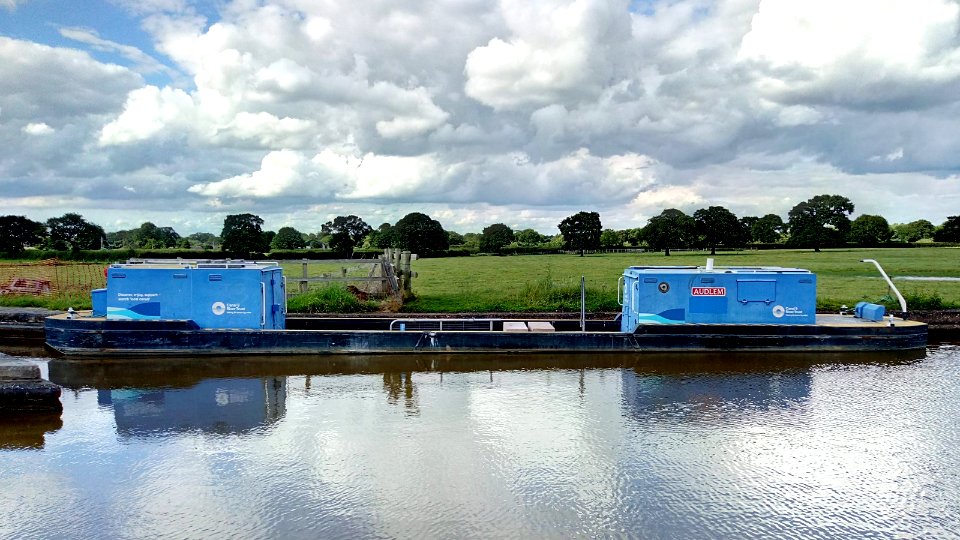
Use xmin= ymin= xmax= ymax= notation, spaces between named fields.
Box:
xmin=0 ymin=292 xmax=92 ymax=311
xmin=405 ymin=248 xmax=960 ymax=313
xmin=3 ymin=247 xmax=959 ymax=313
xmin=286 ymin=283 xmax=381 ymax=313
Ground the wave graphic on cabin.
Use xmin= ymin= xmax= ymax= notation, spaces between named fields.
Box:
xmin=107 ymin=302 xmax=161 ymax=320
xmin=635 ymin=309 xmax=685 ymax=325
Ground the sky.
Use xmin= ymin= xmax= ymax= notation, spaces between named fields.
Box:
xmin=2 ymin=0 xmax=960 ymax=236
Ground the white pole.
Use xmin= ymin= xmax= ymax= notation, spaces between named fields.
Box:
xmin=580 ymin=275 xmax=586 ymax=332
xmin=861 ymin=259 xmax=908 ymax=313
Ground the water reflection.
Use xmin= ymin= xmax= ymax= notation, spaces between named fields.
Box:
xmin=5 ymin=346 xmax=958 ymax=539
xmin=383 ymin=372 xmax=419 ymax=415
xmin=0 ymin=412 xmax=62 ymax=449
xmin=46 ymin=348 xmax=928 ymax=385
xmin=621 ymin=349 xmax=925 ymax=420
xmin=45 ymin=349 xmax=927 ymax=437
xmin=96 ymin=378 xmax=286 ymax=437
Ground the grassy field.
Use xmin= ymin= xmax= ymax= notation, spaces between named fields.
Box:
xmin=2 ymin=247 xmax=958 ymax=313
xmin=404 ymin=248 xmax=960 ymax=313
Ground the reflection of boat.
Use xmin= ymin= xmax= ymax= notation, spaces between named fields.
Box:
xmin=47 ymin=348 xmax=927 ymax=388
xmin=621 ymin=349 xmax=927 ymax=419
xmin=92 ymin=378 xmax=285 ymax=437
xmin=48 ymin=349 xmax=924 ymax=435
xmin=45 ymin=259 xmax=928 ymax=357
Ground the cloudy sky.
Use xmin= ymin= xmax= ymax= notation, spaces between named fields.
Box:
xmin=2 ymin=0 xmax=959 ymax=236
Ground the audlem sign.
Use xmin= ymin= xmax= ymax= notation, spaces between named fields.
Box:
xmin=691 ymin=287 xmax=726 ymax=296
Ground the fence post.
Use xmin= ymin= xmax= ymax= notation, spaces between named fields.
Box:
xmin=401 ymin=251 xmax=412 ymax=292
xmin=300 ymin=258 xmax=308 ymax=294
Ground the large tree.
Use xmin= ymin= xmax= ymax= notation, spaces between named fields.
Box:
xmin=694 ymin=206 xmax=746 ymax=255
xmin=600 ymin=229 xmax=625 ymax=248
xmin=46 ymin=213 xmax=105 ymax=252
xmin=479 ymin=223 xmax=515 ymax=254
xmin=934 ymin=216 xmax=960 ymax=242
xmin=447 ymin=231 xmax=466 ymax=246
xmin=220 ymin=213 xmax=267 ymax=256
xmin=323 ymin=215 xmax=372 ymax=257
xmin=368 ymin=223 xmax=397 ymax=249
xmin=394 ymin=212 xmax=449 ymax=255
xmin=558 ymin=211 xmax=602 ymax=256
xmin=750 ymin=214 xmax=785 ymax=243
xmin=515 ymin=228 xmax=547 ymax=246
xmin=893 ymin=219 xmax=936 ymax=242
xmin=642 ymin=209 xmax=695 ymax=256
xmin=134 ymin=222 xmax=181 ymax=248
xmin=0 ymin=215 xmax=46 ymax=256
xmin=848 ymin=215 xmax=892 ymax=247
xmin=271 ymin=226 xmax=307 ymax=250
xmin=786 ymin=194 xmax=855 ymax=252
xmin=187 ymin=232 xmax=220 ymax=250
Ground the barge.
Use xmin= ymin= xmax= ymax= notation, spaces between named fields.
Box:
xmin=44 ymin=259 xmax=927 ymax=357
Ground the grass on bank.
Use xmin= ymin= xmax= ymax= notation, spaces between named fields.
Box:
xmin=403 ymin=247 xmax=960 ymax=313
xmin=286 ymin=284 xmax=383 ymax=314
xmin=2 ymin=247 xmax=959 ymax=313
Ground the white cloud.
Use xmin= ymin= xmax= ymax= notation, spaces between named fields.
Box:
xmin=187 ymin=149 xmax=442 ymax=201
xmin=22 ymin=122 xmax=53 ymax=135
xmin=739 ymin=0 xmax=960 ymax=107
xmin=6 ymin=0 xmax=960 ymax=234
xmin=188 ymin=150 xmax=323 ymax=198
xmin=99 ymin=85 xmax=196 ymax=145
xmin=465 ymin=0 xmax=629 ymax=110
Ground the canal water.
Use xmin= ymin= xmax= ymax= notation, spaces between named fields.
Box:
xmin=2 ymin=345 xmax=959 ymax=539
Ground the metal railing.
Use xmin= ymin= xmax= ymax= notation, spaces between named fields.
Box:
xmin=389 ymin=318 xmax=500 ymax=332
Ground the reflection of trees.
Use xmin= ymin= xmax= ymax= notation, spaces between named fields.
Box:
xmin=383 ymin=372 xmax=419 ymax=416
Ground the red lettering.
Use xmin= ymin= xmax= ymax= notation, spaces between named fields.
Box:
xmin=692 ymin=287 xmax=726 ymax=296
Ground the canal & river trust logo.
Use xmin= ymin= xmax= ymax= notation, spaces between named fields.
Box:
xmin=212 ymin=301 xmax=226 ymax=316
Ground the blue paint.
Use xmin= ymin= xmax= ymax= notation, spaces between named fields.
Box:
xmin=105 ymin=261 xmax=285 ymax=330
xmin=621 ymin=264 xmax=817 ymax=331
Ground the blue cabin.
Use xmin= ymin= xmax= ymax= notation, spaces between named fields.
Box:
xmin=620 ymin=260 xmax=816 ymax=332
xmin=93 ymin=259 xmax=286 ymax=330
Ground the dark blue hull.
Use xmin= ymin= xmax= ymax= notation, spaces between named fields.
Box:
xmin=44 ymin=314 xmax=928 ymax=357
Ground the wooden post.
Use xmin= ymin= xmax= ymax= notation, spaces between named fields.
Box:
xmin=401 ymin=251 xmax=412 ymax=292
xmin=300 ymin=258 xmax=308 ymax=294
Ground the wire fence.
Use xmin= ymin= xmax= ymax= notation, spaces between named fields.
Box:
xmin=0 ymin=259 xmax=107 ymax=297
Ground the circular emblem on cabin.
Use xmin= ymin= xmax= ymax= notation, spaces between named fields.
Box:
xmin=212 ymin=301 xmax=226 ymax=316
xmin=772 ymin=305 xmax=785 ymax=318
xmin=658 ymin=282 xmax=670 ymax=293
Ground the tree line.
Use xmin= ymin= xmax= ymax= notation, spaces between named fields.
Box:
xmin=1 ymin=194 xmax=958 ymax=258
xmin=471 ymin=195 xmax=959 ymax=256
xmin=0 ymin=211 xmax=451 ymax=258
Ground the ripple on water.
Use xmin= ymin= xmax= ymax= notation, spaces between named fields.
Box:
xmin=1 ymin=350 xmax=960 ymax=538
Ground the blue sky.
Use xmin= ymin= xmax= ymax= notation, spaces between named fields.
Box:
xmin=2 ymin=0 xmax=960 ymax=235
